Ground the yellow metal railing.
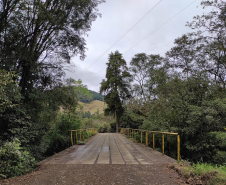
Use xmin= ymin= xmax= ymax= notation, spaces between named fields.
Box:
xmin=121 ymin=128 xmax=180 ymax=162
xmin=70 ymin=128 xmax=97 ymax=146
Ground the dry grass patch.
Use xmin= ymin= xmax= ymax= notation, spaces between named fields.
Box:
xmin=78 ymin=100 xmax=106 ymax=114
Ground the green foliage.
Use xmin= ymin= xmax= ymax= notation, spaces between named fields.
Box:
xmin=0 ymin=0 xmax=104 ymax=180
xmin=0 ymin=70 xmax=21 ymax=114
xmin=177 ymin=161 xmax=226 ymax=185
xmin=77 ymin=88 xmax=104 ymax=103
xmin=208 ymin=132 xmax=226 ymax=164
xmin=89 ymin=90 xmax=104 ymax=102
xmin=75 ymin=79 xmax=93 ymax=103
xmin=0 ymin=139 xmax=35 ymax=179
xmin=97 ymin=122 xmax=111 ymax=133
xmin=117 ymin=1 xmax=226 ymax=165
xmin=141 ymin=75 xmax=226 ymax=162
xmin=82 ymin=111 xmax=91 ymax=118
xmin=129 ymin=53 xmax=162 ymax=101
xmin=44 ymin=108 xmax=81 ymax=156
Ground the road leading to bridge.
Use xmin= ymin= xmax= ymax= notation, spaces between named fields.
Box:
xmin=37 ymin=133 xmax=175 ymax=165
xmin=1 ymin=133 xmax=188 ymax=185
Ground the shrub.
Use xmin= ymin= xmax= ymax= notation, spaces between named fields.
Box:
xmin=97 ymin=122 xmax=110 ymax=133
xmin=213 ymin=151 xmax=226 ymax=165
xmin=44 ymin=113 xmax=80 ymax=156
xmin=0 ymin=139 xmax=35 ymax=179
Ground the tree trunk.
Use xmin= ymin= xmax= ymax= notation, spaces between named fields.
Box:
xmin=116 ymin=113 xmax=119 ymax=133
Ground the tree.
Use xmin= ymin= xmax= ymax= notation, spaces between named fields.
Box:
xmin=100 ymin=51 xmax=131 ymax=132
xmin=129 ymin=53 xmax=163 ymax=102
xmin=0 ymin=0 xmax=105 ymax=102
xmin=0 ymin=0 xmax=104 ymax=157
xmin=74 ymin=79 xmax=93 ymax=103
xmin=166 ymin=34 xmax=196 ymax=78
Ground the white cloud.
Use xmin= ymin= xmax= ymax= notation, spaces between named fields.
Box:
xmin=68 ymin=0 xmax=208 ymax=90
xmin=65 ymin=65 xmax=104 ymax=92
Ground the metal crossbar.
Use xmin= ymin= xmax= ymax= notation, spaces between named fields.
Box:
xmin=70 ymin=128 xmax=97 ymax=145
xmin=120 ymin=128 xmax=180 ymax=162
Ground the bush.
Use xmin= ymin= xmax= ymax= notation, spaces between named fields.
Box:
xmin=0 ymin=139 xmax=35 ymax=179
xmin=97 ymin=122 xmax=110 ymax=133
xmin=213 ymin=151 xmax=226 ymax=165
xmin=44 ymin=113 xmax=80 ymax=156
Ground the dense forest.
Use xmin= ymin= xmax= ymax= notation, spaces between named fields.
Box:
xmin=0 ymin=0 xmax=105 ymax=179
xmin=101 ymin=0 xmax=226 ymax=165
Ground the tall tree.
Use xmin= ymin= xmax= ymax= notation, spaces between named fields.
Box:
xmin=0 ymin=0 xmax=105 ymax=102
xmin=0 ymin=0 xmax=104 ymax=159
xmin=100 ymin=51 xmax=131 ymax=132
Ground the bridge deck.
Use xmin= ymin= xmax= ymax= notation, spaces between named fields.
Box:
xmin=38 ymin=133 xmax=175 ymax=165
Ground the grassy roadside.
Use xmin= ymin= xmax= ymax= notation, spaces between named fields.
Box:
xmin=169 ymin=161 xmax=226 ymax=185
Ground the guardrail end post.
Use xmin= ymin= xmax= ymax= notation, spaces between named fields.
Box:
xmin=162 ymin=134 xmax=164 ymax=156
xmin=177 ymin=135 xmax=180 ymax=162
xmin=71 ymin=131 xmax=73 ymax=146
xmin=141 ymin=131 xmax=142 ymax=144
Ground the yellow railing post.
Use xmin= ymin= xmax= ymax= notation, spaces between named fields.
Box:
xmin=141 ymin=130 xmax=142 ymax=144
xmin=162 ymin=134 xmax=164 ymax=155
xmin=71 ymin=131 xmax=73 ymax=146
xmin=76 ymin=130 xmax=78 ymax=144
xmin=80 ymin=130 xmax=81 ymax=141
xmin=146 ymin=131 xmax=148 ymax=146
xmin=83 ymin=130 xmax=84 ymax=140
xmin=177 ymin=135 xmax=180 ymax=162
xmin=153 ymin=133 xmax=155 ymax=150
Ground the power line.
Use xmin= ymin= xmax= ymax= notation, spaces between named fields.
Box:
xmin=123 ymin=0 xmax=197 ymax=55
xmin=85 ymin=0 xmax=163 ymax=71
xmin=96 ymin=0 xmax=197 ymax=74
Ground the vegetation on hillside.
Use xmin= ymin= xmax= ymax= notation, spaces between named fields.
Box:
xmin=77 ymin=89 xmax=104 ymax=103
xmin=75 ymin=79 xmax=104 ymax=103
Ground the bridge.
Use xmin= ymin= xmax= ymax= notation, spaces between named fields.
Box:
xmin=37 ymin=133 xmax=176 ymax=165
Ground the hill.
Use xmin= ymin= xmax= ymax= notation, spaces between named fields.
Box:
xmin=77 ymin=89 xmax=104 ymax=103
xmin=78 ymin=100 xmax=106 ymax=114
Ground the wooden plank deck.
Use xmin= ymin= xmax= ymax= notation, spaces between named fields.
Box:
xmin=37 ymin=133 xmax=176 ymax=165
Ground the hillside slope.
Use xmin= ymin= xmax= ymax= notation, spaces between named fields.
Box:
xmin=78 ymin=100 xmax=106 ymax=114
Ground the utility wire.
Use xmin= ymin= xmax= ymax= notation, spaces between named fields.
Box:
xmin=123 ymin=0 xmax=197 ymax=55
xmin=85 ymin=0 xmax=163 ymax=71
xmin=97 ymin=0 xmax=197 ymax=74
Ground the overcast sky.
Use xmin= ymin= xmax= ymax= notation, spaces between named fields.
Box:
xmin=66 ymin=0 xmax=208 ymax=92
